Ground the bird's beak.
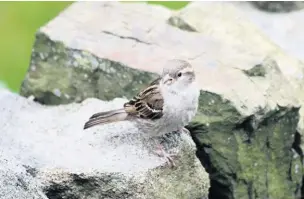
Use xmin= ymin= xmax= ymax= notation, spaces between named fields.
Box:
xmin=163 ymin=74 xmax=174 ymax=85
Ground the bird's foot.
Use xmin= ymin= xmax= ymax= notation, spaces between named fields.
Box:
xmin=154 ymin=144 xmax=177 ymax=168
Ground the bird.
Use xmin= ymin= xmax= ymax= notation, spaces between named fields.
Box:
xmin=83 ymin=59 xmax=200 ymax=167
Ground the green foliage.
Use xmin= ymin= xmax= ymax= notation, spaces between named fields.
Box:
xmin=0 ymin=1 xmax=189 ymax=92
xmin=147 ymin=1 xmax=189 ymax=10
xmin=0 ymin=2 xmax=72 ymax=92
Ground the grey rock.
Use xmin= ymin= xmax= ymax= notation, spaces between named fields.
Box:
xmin=19 ymin=1 xmax=304 ymax=199
xmin=0 ymin=88 xmax=209 ymax=199
xmin=168 ymin=2 xmax=304 ymax=199
xmin=231 ymin=2 xmax=304 ymax=64
xmin=0 ymin=153 xmax=47 ymax=199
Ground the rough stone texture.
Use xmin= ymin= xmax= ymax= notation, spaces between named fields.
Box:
xmin=0 ymin=152 xmax=46 ymax=199
xmin=19 ymin=1 xmax=304 ymax=199
xmin=250 ymin=1 xmax=304 ymax=13
xmin=0 ymin=88 xmax=209 ymax=199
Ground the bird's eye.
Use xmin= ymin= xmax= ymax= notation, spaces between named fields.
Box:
xmin=177 ymin=72 xmax=182 ymax=77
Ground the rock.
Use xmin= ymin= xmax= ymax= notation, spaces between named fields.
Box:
xmin=0 ymin=152 xmax=46 ymax=199
xmin=250 ymin=1 xmax=304 ymax=13
xmin=230 ymin=2 xmax=304 ymax=63
xmin=170 ymin=2 xmax=304 ymax=199
xmin=0 ymin=89 xmax=209 ymax=199
xmin=21 ymin=1 xmax=172 ymax=105
xmin=19 ymin=1 xmax=304 ymax=199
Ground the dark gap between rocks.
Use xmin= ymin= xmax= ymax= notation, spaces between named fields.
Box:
xmin=292 ymin=131 xmax=304 ymax=199
xmin=44 ymin=183 xmax=72 ymax=199
xmin=186 ymin=122 xmax=232 ymax=199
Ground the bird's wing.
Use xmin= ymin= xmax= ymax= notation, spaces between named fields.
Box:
xmin=124 ymin=80 xmax=164 ymax=120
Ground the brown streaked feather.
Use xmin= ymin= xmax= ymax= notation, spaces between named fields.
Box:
xmin=84 ymin=109 xmax=127 ymax=129
xmin=123 ymin=83 xmax=164 ymax=120
xmin=83 ymin=77 xmax=164 ymax=130
xmin=89 ymin=109 xmax=124 ymax=120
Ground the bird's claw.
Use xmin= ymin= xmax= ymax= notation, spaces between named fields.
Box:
xmin=155 ymin=144 xmax=177 ymax=168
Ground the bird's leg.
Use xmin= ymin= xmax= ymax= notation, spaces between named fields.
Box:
xmin=153 ymin=139 xmax=177 ymax=168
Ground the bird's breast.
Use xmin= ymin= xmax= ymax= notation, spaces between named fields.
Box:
xmin=161 ymin=88 xmax=199 ymax=132
xmin=139 ymin=83 xmax=200 ymax=137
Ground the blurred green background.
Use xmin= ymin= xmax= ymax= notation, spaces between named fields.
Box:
xmin=0 ymin=1 xmax=189 ymax=92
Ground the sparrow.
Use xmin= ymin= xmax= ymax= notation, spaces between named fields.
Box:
xmin=84 ymin=59 xmax=200 ymax=167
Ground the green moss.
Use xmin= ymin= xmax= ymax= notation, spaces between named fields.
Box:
xmin=21 ymin=32 xmax=159 ymax=105
xmin=167 ymin=16 xmax=197 ymax=32
xmin=192 ymin=91 xmax=301 ymax=199
xmin=242 ymin=64 xmax=267 ymax=77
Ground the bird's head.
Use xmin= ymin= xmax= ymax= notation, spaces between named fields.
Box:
xmin=161 ymin=59 xmax=196 ymax=92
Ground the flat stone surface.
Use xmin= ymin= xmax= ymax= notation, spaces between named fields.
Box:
xmin=0 ymin=89 xmax=209 ymax=199
xmin=232 ymin=2 xmax=304 ymax=63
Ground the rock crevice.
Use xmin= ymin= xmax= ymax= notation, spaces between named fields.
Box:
xmin=101 ymin=30 xmax=153 ymax=45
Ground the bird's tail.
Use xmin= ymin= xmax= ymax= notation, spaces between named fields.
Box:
xmin=83 ymin=108 xmax=128 ymax=129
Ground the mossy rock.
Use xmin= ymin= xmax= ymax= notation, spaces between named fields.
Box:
xmin=21 ymin=2 xmax=304 ymax=199
xmin=21 ymin=32 xmax=158 ymax=105
xmin=187 ymin=91 xmax=301 ymax=199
